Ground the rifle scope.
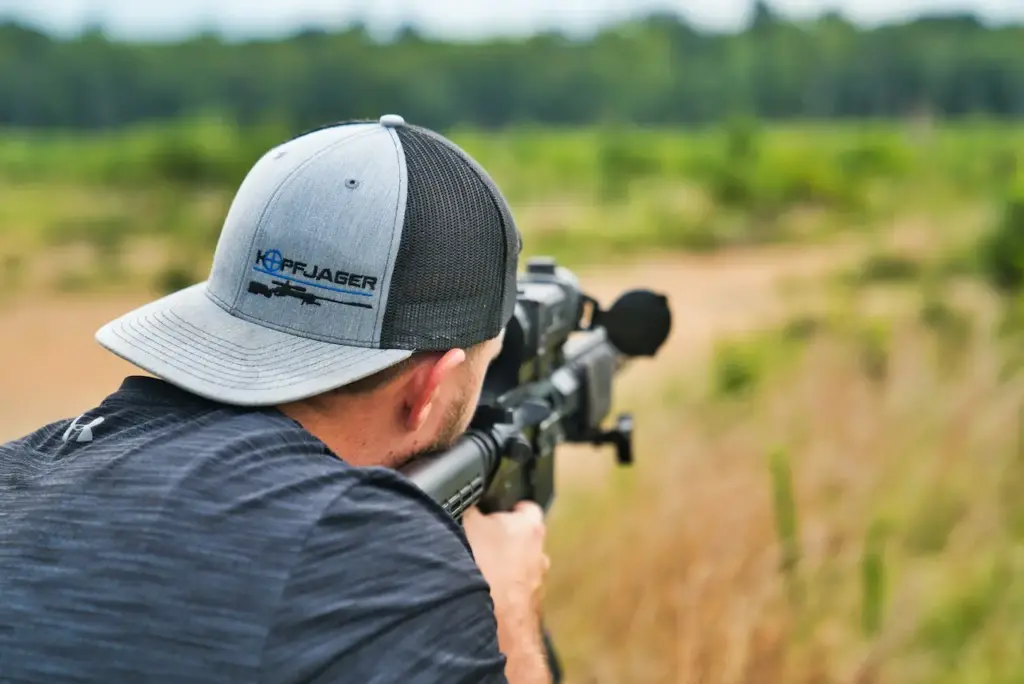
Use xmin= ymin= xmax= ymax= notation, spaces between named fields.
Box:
xmin=400 ymin=256 xmax=672 ymax=518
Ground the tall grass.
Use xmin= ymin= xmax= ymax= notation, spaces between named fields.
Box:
xmin=544 ymin=283 xmax=1023 ymax=683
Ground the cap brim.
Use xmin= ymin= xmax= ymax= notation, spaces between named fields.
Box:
xmin=95 ymin=283 xmax=413 ymax=407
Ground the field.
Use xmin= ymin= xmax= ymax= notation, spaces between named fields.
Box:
xmin=2 ymin=119 xmax=1023 ymax=683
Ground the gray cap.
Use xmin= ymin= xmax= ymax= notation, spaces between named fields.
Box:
xmin=96 ymin=115 xmax=522 ymax=406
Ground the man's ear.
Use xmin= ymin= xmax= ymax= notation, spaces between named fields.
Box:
xmin=403 ymin=349 xmax=468 ymax=431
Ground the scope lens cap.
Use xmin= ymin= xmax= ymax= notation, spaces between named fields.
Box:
xmin=604 ymin=290 xmax=672 ymax=356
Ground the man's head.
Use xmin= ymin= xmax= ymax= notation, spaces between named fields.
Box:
xmin=95 ymin=114 xmax=521 ymax=465
xmin=281 ymin=330 xmax=505 ymax=467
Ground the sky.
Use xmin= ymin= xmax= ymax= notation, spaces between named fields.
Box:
xmin=0 ymin=0 xmax=1021 ymax=41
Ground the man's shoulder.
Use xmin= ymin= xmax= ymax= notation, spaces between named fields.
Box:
xmin=4 ymin=380 xmax=328 ymax=469
xmin=262 ymin=467 xmax=501 ymax=683
xmin=72 ymin=383 xmax=467 ymax=556
xmin=162 ymin=408 xmax=465 ymax=543
xmin=310 ymin=464 xmax=472 ymax=554
xmin=278 ymin=464 xmax=485 ymax=619
xmin=3 ymin=379 xmax=457 ymax=534
xmin=1 ymin=384 xmax=367 ymax=545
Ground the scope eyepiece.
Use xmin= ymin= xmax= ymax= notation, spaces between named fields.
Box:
xmin=599 ymin=290 xmax=672 ymax=357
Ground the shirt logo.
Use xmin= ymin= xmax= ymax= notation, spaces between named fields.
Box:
xmin=62 ymin=414 xmax=105 ymax=443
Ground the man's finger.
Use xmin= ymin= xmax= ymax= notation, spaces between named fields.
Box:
xmin=512 ymin=500 xmax=545 ymax=525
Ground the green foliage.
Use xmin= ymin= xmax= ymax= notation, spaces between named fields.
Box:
xmin=145 ymin=127 xmax=238 ymax=186
xmin=838 ymin=132 xmax=915 ymax=181
xmin=998 ymin=410 xmax=1024 ymax=540
xmin=154 ymin=264 xmax=201 ymax=295
xmin=1003 ymin=294 xmax=1024 ymax=338
xmin=695 ymin=123 xmax=879 ymax=230
xmin=1 ymin=15 xmax=1024 ymax=130
xmin=979 ymin=179 xmax=1024 ymax=296
xmin=54 ymin=273 xmax=89 ymax=292
xmin=852 ymin=251 xmax=924 ymax=284
xmin=709 ymin=318 xmax=823 ymax=401
xmin=711 ymin=339 xmax=764 ymax=399
xmin=856 ymin=320 xmax=891 ymax=383
xmin=0 ymin=121 xmax=1016 ymax=294
xmin=723 ymin=116 xmax=761 ymax=162
xmin=920 ymin=296 xmax=962 ymax=331
xmin=976 ymin=179 xmax=1024 ymax=376
xmin=920 ymin=293 xmax=974 ymax=373
xmin=768 ymin=447 xmax=801 ymax=580
xmin=595 ymin=130 xmax=662 ymax=202
xmin=903 ymin=490 xmax=966 ymax=556
xmin=861 ymin=519 xmax=887 ymax=636
xmin=763 ymin=147 xmax=856 ymax=210
xmin=1 ymin=254 xmax=22 ymax=287
xmin=917 ymin=559 xmax=1011 ymax=669
xmin=781 ymin=314 xmax=825 ymax=343
xmin=44 ymin=215 xmax=131 ymax=249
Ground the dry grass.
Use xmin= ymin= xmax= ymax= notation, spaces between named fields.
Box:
xmin=543 ymin=283 xmax=1024 ymax=684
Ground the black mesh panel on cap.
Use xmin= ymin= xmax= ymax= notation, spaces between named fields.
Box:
xmin=380 ymin=126 xmax=520 ymax=350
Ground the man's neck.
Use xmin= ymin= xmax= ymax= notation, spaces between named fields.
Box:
xmin=276 ymin=395 xmax=412 ymax=470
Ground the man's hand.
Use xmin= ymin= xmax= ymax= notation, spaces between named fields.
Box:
xmin=462 ymin=502 xmax=552 ymax=684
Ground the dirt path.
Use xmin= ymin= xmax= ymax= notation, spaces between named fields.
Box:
xmin=573 ymin=241 xmax=856 ymax=363
xmin=550 ymin=242 xmax=865 ymax=483
xmin=0 ymin=242 xmax=861 ymax=444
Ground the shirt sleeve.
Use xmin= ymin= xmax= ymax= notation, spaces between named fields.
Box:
xmin=258 ymin=467 xmax=508 ymax=684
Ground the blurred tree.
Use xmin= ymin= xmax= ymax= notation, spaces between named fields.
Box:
xmin=0 ymin=10 xmax=1022 ymax=128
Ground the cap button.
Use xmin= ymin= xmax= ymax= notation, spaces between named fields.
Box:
xmin=379 ymin=114 xmax=405 ymax=128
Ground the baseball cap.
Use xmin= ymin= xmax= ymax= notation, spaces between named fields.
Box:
xmin=95 ymin=114 xmax=522 ymax=407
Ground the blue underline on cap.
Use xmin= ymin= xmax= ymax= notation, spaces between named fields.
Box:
xmin=251 ymin=266 xmax=375 ymax=297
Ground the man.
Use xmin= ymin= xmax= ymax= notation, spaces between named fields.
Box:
xmin=0 ymin=115 xmax=552 ymax=683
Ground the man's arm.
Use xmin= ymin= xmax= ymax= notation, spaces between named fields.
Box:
xmin=258 ymin=468 xmax=547 ymax=684
xmin=462 ymin=504 xmax=552 ymax=684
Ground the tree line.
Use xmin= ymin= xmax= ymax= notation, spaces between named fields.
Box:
xmin=1 ymin=2 xmax=1023 ymax=130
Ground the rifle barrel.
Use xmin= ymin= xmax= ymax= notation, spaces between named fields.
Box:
xmin=399 ymin=424 xmax=513 ymax=518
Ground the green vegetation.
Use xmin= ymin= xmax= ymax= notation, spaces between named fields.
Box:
xmin=769 ymin=447 xmax=801 ymax=579
xmin=1 ymin=6 xmax=1024 ymax=130
xmin=861 ymin=519 xmax=887 ymax=638
xmin=1 ymin=118 xmax=1021 ymax=297
xmin=847 ymin=252 xmax=924 ymax=285
xmin=979 ymin=178 xmax=1024 ymax=297
xmin=545 ymin=278 xmax=1021 ymax=683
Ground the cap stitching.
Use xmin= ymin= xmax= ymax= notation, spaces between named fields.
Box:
xmin=373 ymin=127 xmax=406 ymax=339
xmin=161 ymin=310 xmax=333 ymax=361
xmin=206 ymin=285 xmax=238 ymax=317
xmin=112 ymin=317 xmax=394 ymax=387
xmin=229 ymin=125 xmax=379 ymax=308
xmin=150 ymin=316 xmax=379 ymax=376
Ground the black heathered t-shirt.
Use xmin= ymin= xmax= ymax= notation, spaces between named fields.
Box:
xmin=0 ymin=376 xmax=507 ymax=683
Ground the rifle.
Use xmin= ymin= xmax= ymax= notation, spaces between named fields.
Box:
xmin=398 ymin=256 xmax=673 ymax=681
